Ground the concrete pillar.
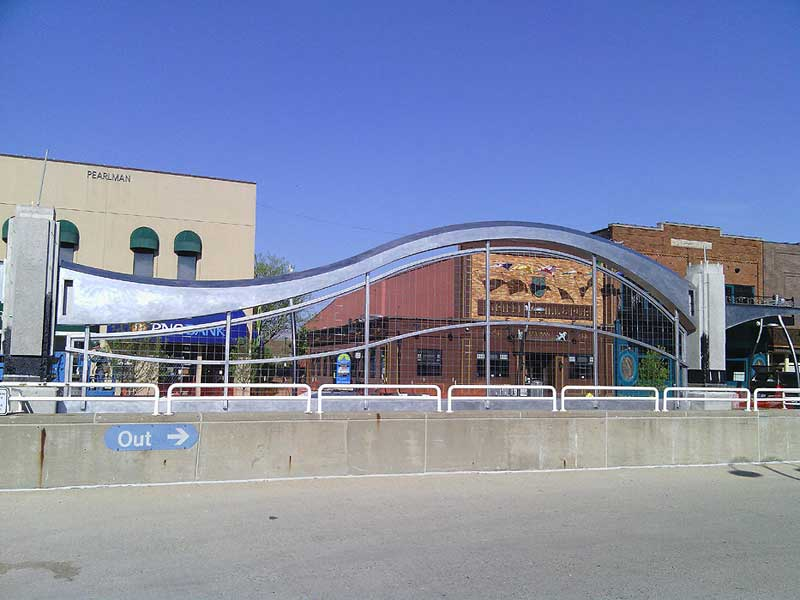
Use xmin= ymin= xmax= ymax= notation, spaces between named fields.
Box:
xmin=2 ymin=206 xmax=59 ymax=382
xmin=685 ymin=262 xmax=727 ymax=384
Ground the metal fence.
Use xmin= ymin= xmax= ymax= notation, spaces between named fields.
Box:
xmin=446 ymin=384 xmax=558 ymax=412
xmin=663 ymin=387 xmax=751 ymax=412
xmin=560 ymin=385 xmax=660 ymax=412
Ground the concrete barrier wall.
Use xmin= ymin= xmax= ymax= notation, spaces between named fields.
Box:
xmin=2 ymin=411 xmax=800 ymax=489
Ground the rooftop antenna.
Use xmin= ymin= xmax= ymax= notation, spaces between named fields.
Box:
xmin=35 ymin=149 xmax=49 ymax=207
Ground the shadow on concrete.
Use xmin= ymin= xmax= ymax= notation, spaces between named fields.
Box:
xmin=760 ymin=464 xmax=800 ymax=482
xmin=728 ymin=466 xmax=763 ymax=478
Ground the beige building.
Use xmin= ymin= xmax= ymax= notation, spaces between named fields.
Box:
xmin=0 ymin=153 xmax=255 ymax=280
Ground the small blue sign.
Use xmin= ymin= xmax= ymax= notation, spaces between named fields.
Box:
xmin=335 ymin=353 xmax=351 ymax=384
xmin=104 ymin=424 xmax=199 ymax=452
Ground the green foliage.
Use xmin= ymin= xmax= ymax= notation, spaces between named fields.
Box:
xmin=638 ymin=351 xmax=670 ymax=390
xmin=251 ymin=253 xmax=306 ymax=348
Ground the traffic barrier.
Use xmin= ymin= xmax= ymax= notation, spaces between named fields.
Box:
xmin=316 ymin=384 xmax=442 ymax=414
xmin=560 ymin=385 xmax=660 ymax=412
xmin=165 ymin=383 xmax=312 ymax=415
xmin=753 ymin=388 xmax=800 ymax=411
xmin=2 ymin=382 xmax=161 ymax=415
xmin=446 ymin=384 xmax=558 ymax=413
xmin=662 ymin=387 xmax=750 ymax=412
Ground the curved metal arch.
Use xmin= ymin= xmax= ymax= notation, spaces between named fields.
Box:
xmin=77 ymin=244 xmax=677 ymax=346
xmin=726 ymin=304 xmax=800 ymax=329
xmin=70 ymin=318 xmax=677 ymax=367
xmin=59 ymin=221 xmax=695 ymax=329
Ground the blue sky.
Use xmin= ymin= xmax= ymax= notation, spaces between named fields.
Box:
xmin=1 ymin=1 xmax=798 ymax=269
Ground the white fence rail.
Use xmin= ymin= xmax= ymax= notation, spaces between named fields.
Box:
xmin=316 ymin=384 xmax=442 ymax=414
xmin=165 ymin=383 xmax=312 ymax=415
xmin=753 ymin=388 xmax=800 ymax=411
xmin=663 ymin=387 xmax=751 ymax=412
xmin=560 ymin=385 xmax=660 ymax=412
xmin=3 ymin=382 xmax=161 ymax=415
xmin=446 ymin=384 xmax=558 ymax=413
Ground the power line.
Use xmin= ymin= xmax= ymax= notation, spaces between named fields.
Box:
xmin=259 ymin=202 xmax=403 ymax=237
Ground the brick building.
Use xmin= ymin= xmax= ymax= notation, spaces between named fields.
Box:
xmin=304 ymin=243 xmax=671 ymax=393
xmin=594 ymin=222 xmax=799 ymax=385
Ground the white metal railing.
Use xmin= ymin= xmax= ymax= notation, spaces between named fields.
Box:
xmin=663 ymin=387 xmax=751 ymax=412
xmin=316 ymin=384 xmax=442 ymax=414
xmin=165 ymin=383 xmax=313 ymax=415
xmin=560 ymin=385 xmax=660 ymax=412
xmin=753 ymin=388 xmax=800 ymax=412
xmin=446 ymin=384 xmax=558 ymax=413
xmin=1 ymin=382 xmax=161 ymax=415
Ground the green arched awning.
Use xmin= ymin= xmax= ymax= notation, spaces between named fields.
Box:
xmin=1 ymin=218 xmax=8 ymax=243
xmin=58 ymin=220 xmax=79 ymax=247
xmin=130 ymin=226 xmax=159 ymax=252
xmin=174 ymin=230 xmax=202 ymax=255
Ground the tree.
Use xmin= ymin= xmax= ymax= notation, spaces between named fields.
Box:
xmin=251 ymin=253 xmax=306 ymax=352
xmin=638 ymin=351 xmax=670 ymax=390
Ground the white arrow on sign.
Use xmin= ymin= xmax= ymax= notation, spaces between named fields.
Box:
xmin=167 ymin=427 xmax=190 ymax=446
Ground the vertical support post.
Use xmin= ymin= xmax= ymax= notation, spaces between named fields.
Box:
xmin=364 ymin=272 xmax=370 ymax=396
xmin=81 ymin=326 xmax=90 ymax=409
xmin=777 ymin=315 xmax=800 ymax=389
xmin=485 ymin=241 xmax=491 ymax=387
xmin=64 ymin=345 xmax=73 ymax=397
xmin=674 ymin=309 xmax=681 ymax=388
xmin=81 ymin=326 xmax=90 ymax=386
xmin=592 ymin=256 xmax=599 ymax=387
xmin=64 ymin=340 xmax=75 ymax=409
xmin=223 ymin=311 xmax=231 ymax=409
xmin=289 ymin=297 xmax=298 ymax=391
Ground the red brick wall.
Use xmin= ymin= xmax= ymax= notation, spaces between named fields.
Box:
xmin=597 ymin=223 xmax=763 ymax=294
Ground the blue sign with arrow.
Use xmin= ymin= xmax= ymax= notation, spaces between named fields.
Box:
xmin=104 ymin=424 xmax=199 ymax=451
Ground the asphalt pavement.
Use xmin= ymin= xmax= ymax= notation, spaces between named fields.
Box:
xmin=2 ymin=464 xmax=800 ymax=599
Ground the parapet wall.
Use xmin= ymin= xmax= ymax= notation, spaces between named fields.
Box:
xmin=2 ymin=411 xmax=799 ymax=489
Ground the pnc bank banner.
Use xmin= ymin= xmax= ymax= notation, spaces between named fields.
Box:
xmin=108 ymin=311 xmax=248 ymax=344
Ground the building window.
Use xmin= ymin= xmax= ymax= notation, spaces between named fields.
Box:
xmin=476 ymin=351 xmax=510 ymax=378
xmin=1 ymin=217 xmax=9 ymax=244
xmin=725 ymin=284 xmax=755 ymax=304
xmin=130 ymin=227 xmax=159 ymax=277
xmin=177 ymin=254 xmax=197 ymax=281
xmin=568 ymin=355 xmax=594 ymax=379
xmin=58 ymin=219 xmax=79 ymax=263
xmin=416 ymin=349 xmax=442 ymax=377
xmin=174 ymin=230 xmax=202 ymax=281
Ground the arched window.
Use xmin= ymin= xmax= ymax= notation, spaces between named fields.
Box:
xmin=130 ymin=227 xmax=159 ymax=277
xmin=1 ymin=217 xmax=9 ymax=244
xmin=58 ymin=220 xmax=80 ymax=263
xmin=174 ymin=230 xmax=202 ymax=281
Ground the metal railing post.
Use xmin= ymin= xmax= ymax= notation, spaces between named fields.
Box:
xmin=223 ymin=311 xmax=231 ymax=410
xmin=289 ymin=299 xmax=297 ymax=391
xmin=485 ymin=241 xmax=491 ymax=387
xmin=81 ymin=326 xmax=90 ymax=409
xmin=364 ymin=272 xmax=370 ymax=397
xmin=673 ymin=309 xmax=681 ymax=391
xmin=592 ymin=256 xmax=599 ymax=387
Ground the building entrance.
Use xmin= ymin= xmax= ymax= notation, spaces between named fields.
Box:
xmin=523 ymin=353 xmax=556 ymax=386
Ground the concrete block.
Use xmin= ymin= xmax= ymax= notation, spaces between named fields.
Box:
xmin=346 ymin=417 xmax=425 ymax=475
xmin=426 ymin=418 xmax=509 ymax=472
xmin=606 ymin=417 xmax=675 ymax=467
xmin=197 ymin=420 xmax=348 ymax=480
xmin=507 ymin=418 xmax=572 ymax=470
xmin=758 ymin=415 xmax=800 ymax=461
xmin=42 ymin=424 xmax=198 ymax=487
xmin=574 ymin=417 xmax=607 ymax=468
xmin=673 ymin=416 xmax=758 ymax=464
xmin=0 ymin=425 xmax=44 ymax=488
